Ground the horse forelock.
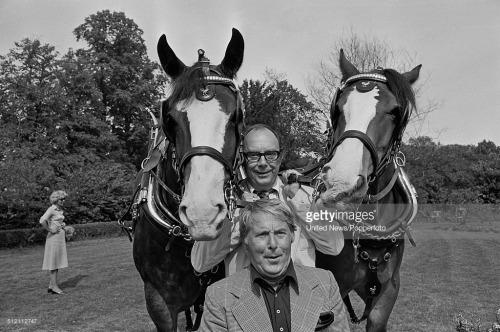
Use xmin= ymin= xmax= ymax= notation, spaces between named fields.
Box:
xmin=167 ymin=64 xmax=205 ymax=108
xmin=167 ymin=63 xmax=236 ymax=109
xmin=379 ymin=69 xmax=416 ymax=124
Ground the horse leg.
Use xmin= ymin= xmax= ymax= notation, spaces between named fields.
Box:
xmin=360 ymin=250 xmax=403 ymax=332
xmin=191 ymin=290 xmax=206 ymax=331
xmin=364 ymin=276 xmax=400 ymax=332
xmin=343 ymin=294 xmax=360 ymax=323
xmin=144 ymin=282 xmax=176 ymax=332
xmin=184 ymin=309 xmax=194 ymax=331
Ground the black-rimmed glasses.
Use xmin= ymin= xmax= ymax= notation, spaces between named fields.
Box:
xmin=243 ymin=151 xmax=281 ymax=162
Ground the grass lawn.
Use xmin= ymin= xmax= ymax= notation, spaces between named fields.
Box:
xmin=0 ymin=237 xmax=159 ymax=332
xmin=1 ymin=223 xmax=499 ymax=331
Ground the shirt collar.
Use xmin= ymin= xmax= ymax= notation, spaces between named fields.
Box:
xmin=250 ymin=260 xmax=297 ymax=288
xmin=244 ymin=177 xmax=282 ymax=193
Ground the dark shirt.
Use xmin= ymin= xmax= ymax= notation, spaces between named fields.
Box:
xmin=250 ymin=261 xmax=297 ymax=332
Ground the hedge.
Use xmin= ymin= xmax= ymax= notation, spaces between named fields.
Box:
xmin=0 ymin=221 xmax=131 ymax=249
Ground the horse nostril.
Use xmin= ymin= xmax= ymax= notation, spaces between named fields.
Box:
xmin=322 ymin=165 xmax=331 ymax=174
xmin=179 ymin=205 xmax=187 ymax=219
xmin=216 ymin=203 xmax=227 ymax=216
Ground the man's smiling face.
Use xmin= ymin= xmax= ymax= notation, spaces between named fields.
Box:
xmin=243 ymin=128 xmax=281 ymax=191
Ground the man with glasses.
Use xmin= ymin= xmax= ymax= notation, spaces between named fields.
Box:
xmin=191 ymin=124 xmax=342 ymax=276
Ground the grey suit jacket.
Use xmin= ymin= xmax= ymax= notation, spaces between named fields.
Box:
xmin=199 ymin=264 xmax=350 ymax=332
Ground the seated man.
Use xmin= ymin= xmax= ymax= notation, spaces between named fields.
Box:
xmin=191 ymin=124 xmax=343 ymax=276
xmin=199 ymin=199 xmax=350 ymax=332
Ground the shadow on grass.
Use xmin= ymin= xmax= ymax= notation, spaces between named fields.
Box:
xmin=59 ymin=274 xmax=89 ymax=289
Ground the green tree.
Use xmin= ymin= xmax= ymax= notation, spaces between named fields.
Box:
xmin=0 ymin=38 xmax=68 ymax=156
xmin=0 ymin=37 xmax=136 ymax=229
xmin=474 ymin=141 xmax=500 ymax=203
xmin=57 ymin=49 xmax=124 ymax=159
xmin=73 ymin=10 xmax=166 ymax=167
xmin=404 ymin=137 xmax=480 ymax=204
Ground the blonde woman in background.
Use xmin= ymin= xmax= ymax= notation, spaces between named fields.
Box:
xmin=40 ymin=190 xmax=69 ymax=294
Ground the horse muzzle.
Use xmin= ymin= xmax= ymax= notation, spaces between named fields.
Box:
xmin=179 ymin=200 xmax=227 ymax=241
xmin=320 ymin=172 xmax=368 ymax=206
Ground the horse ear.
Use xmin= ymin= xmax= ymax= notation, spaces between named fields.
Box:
xmin=157 ymin=34 xmax=186 ymax=79
xmin=339 ymin=49 xmax=359 ymax=81
xmin=402 ymin=64 xmax=422 ymax=84
xmin=220 ymin=28 xmax=244 ymax=78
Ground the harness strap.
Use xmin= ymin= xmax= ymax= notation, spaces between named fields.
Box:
xmin=364 ymin=167 xmax=400 ymax=203
xmin=141 ymin=204 xmax=193 ymax=249
xmin=329 ymin=130 xmax=379 ymax=181
xmin=179 ymin=146 xmax=235 ymax=179
xmin=150 ymin=169 xmax=182 ymax=204
xmin=349 ymin=239 xmax=401 ymax=323
xmin=117 ymin=185 xmax=141 ymax=242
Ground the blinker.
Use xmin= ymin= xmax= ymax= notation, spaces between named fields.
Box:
xmin=196 ymin=85 xmax=216 ymax=101
xmin=356 ymin=81 xmax=376 ymax=93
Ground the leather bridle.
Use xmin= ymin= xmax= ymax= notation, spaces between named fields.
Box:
xmin=326 ymin=72 xmax=409 ymax=186
xmin=325 ymin=72 xmax=417 ymax=324
xmin=118 ymin=50 xmax=245 ymax=242
xmin=165 ymin=49 xmax=245 ymax=222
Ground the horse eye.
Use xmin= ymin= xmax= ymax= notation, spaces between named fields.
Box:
xmin=229 ymin=110 xmax=238 ymax=123
xmin=164 ymin=114 xmax=176 ymax=137
xmin=388 ymin=107 xmax=401 ymax=119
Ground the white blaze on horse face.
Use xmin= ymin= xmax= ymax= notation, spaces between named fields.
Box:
xmin=178 ymin=98 xmax=230 ymax=240
xmin=323 ymin=87 xmax=379 ymax=197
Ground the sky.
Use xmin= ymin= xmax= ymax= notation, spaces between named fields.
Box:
xmin=1 ymin=0 xmax=499 ymax=145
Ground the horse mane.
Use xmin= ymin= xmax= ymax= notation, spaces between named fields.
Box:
xmin=167 ymin=62 xmax=207 ymax=107
xmin=378 ymin=68 xmax=417 ymax=121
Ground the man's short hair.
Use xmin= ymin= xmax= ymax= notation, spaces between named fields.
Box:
xmin=243 ymin=124 xmax=280 ymax=146
xmin=239 ymin=199 xmax=296 ymax=240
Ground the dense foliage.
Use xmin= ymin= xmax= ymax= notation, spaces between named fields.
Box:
xmin=0 ymin=11 xmax=164 ymax=230
xmin=404 ymin=138 xmax=500 ymax=204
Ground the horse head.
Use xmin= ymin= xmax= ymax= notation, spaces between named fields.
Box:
xmin=319 ymin=49 xmax=420 ymax=209
xmin=158 ymin=28 xmax=244 ymax=240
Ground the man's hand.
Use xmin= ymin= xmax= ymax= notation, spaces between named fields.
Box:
xmin=281 ymin=169 xmax=302 ymax=199
xmin=242 ymin=192 xmax=259 ymax=202
xmin=281 ymin=169 xmax=302 ymax=184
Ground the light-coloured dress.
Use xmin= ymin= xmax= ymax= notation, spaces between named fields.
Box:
xmin=40 ymin=205 xmax=68 ymax=270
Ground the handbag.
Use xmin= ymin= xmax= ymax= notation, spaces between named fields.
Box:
xmin=63 ymin=225 xmax=75 ymax=241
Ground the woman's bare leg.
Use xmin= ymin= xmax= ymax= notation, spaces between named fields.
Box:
xmin=50 ymin=269 xmax=63 ymax=292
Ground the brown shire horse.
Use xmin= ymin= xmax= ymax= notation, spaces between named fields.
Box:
xmin=127 ymin=29 xmax=245 ymax=331
xmin=314 ymin=50 xmax=420 ymax=332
